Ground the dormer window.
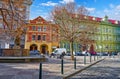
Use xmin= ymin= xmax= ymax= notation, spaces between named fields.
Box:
xmin=37 ymin=21 xmax=41 ymax=23
xmin=93 ymin=17 xmax=96 ymax=20
xmin=115 ymin=21 xmax=118 ymax=24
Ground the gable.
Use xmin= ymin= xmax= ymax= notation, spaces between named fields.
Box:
xmin=30 ymin=16 xmax=48 ymax=24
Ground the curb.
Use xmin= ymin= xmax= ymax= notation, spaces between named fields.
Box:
xmin=63 ymin=58 xmax=105 ymax=79
xmin=0 ymin=56 xmax=48 ymax=63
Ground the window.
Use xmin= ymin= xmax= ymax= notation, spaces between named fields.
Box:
xmin=42 ymin=35 xmax=46 ymax=41
xmin=38 ymin=27 xmax=42 ymax=31
xmin=38 ymin=35 xmax=41 ymax=40
xmin=43 ymin=26 xmax=47 ymax=32
xmin=32 ymin=35 xmax=36 ymax=40
xmin=106 ymin=28 xmax=108 ymax=33
xmin=32 ymin=26 xmax=36 ymax=31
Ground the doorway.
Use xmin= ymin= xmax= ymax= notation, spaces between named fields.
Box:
xmin=30 ymin=44 xmax=37 ymax=51
xmin=40 ymin=44 xmax=48 ymax=54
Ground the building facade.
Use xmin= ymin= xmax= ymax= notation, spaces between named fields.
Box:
xmin=0 ymin=0 xmax=33 ymax=49
xmin=95 ymin=16 xmax=120 ymax=53
xmin=25 ymin=16 xmax=59 ymax=54
xmin=59 ymin=16 xmax=120 ymax=53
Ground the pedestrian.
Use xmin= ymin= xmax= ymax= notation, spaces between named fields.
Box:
xmin=60 ymin=51 xmax=65 ymax=59
xmin=50 ymin=52 xmax=55 ymax=58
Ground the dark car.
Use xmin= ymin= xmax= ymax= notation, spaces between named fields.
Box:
xmin=75 ymin=52 xmax=83 ymax=56
xmin=97 ymin=52 xmax=108 ymax=56
xmin=65 ymin=51 xmax=71 ymax=56
xmin=111 ymin=52 xmax=118 ymax=55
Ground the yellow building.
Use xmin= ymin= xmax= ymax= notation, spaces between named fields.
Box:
xmin=25 ymin=16 xmax=59 ymax=54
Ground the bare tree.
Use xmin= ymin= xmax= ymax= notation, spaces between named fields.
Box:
xmin=0 ymin=0 xmax=32 ymax=48
xmin=51 ymin=2 xmax=99 ymax=60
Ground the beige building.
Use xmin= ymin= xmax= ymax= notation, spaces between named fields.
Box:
xmin=25 ymin=16 xmax=59 ymax=54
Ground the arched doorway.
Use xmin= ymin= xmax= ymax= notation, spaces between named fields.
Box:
xmin=40 ymin=44 xmax=48 ymax=54
xmin=30 ymin=44 xmax=38 ymax=51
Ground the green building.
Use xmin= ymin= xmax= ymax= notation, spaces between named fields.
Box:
xmin=59 ymin=16 xmax=120 ymax=53
xmin=95 ymin=16 xmax=120 ymax=53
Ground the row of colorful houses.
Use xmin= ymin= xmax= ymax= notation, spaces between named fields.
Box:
xmin=24 ymin=15 xmax=120 ymax=54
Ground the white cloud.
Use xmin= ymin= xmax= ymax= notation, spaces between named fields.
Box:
xmin=103 ymin=5 xmax=120 ymax=20
xmin=86 ymin=7 xmax=95 ymax=12
xmin=31 ymin=4 xmax=40 ymax=8
xmin=60 ymin=0 xmax=74 ymax=4
xmin=104 ymin=9 xmax=109 ymax=13
xmin=116 ymin=5 xmax=120 ymax=10
xmin=109 ymin=4 xmax=114 ymax=8
xmin=92 ymin=4 xmax=120 ymax=20
xmin=41 ymin=1 xmax=58 ymax=6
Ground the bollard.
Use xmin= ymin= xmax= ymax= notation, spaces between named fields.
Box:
xmin=94 ymin=55 xmax=96 ymax=61
xmin=90 ymin=54 xmax=92 ymax=63
xmin=97 ymin=55 xmax=98 ymax=60
xmin=39 ymin=63 xmax=42 ymax=79
xmin=74 ymin=57 xmax=76 ymax=69
xmin=100 ymin=53 xmax=102 ymax=58
xmin=61 ymin=58 xmax=64 ymax=74
xmin=84 ymin=55 xmax=86 ymax=64
xmin=113 ymin=55 xmax=114 ymax=58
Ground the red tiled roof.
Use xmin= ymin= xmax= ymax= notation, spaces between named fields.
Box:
xmin=108 ymin=19 xmax=116 ymax=24
xmin=30 ymin=16 xmax=48 ymax=24
xmin=30 ymin=16 xmax=120 ymax=25
xmin=88 ymin=16 xmax=94 ymax=20
xmin=95 ymin=17 xmax=102 ymax=22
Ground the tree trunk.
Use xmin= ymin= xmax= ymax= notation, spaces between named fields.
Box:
xmin=14 ymin=36 xmax=20 ymax=46
xmin=13 ymin=36 xmax=21 ymax=49
xmin=70 ymin=41 xmax=74 ymax=60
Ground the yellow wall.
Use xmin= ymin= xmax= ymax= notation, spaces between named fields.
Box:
xmin=25 ymin=41 xmax=59 ymax=54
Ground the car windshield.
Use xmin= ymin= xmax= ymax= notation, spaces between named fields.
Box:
xmin=54 ymin=50 xmax=58 ymax=53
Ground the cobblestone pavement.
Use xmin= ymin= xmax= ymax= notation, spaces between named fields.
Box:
xmin=0 ymin=56 xmax=118 ymax=79
xmin=0 ymin=56 xmax=87 ymax=79
xmin=70 ymin=57 xmax=120 ymax=79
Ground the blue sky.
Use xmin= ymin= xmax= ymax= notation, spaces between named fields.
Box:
xmin=30 ymin=0 xmax=120 ymax=20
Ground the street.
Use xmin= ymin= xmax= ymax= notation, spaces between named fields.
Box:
xmin=0 ymin=56 xmax=119 ymax=79
xmin=70 ymin=57 xmax=120 ymax=79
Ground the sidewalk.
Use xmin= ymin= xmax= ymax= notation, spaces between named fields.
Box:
xmin=70 ymin=56 xmax=120 ymax=79
xmin=0 ymin=56 xmax=111 ymax=79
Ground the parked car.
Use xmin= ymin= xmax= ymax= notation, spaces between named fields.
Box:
xmin=75 ymin=52 xmax=83 ymax=56
xmin=52 ymin=48 xmax=67 ymax=55
xmin=111 ymin=52 xmax=118 ymax=55
xmin=65 ymin=52 xmax=71 ymax=56
xmin=29 ymin=50 xmax=40 ymax=55
xmin=50 ymin=48 xmax=66 ymax=58
xmin=97 ymin=52 xmax=108 ymax=56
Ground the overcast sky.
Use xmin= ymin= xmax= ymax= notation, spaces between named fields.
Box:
xmin=30 ymin=0 xmax=120 ymax=21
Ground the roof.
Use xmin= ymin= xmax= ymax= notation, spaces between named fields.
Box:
xmin=29 ymin=16 xmax=48 ymax=24
xmin=30 ymin=16 xmax=120 ymax=25
xmin=87 ymin=16 xmax=120 ymax=25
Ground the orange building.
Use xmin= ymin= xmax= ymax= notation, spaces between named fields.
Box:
xmin=25 ymin=16 xmax=59 ymax=54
